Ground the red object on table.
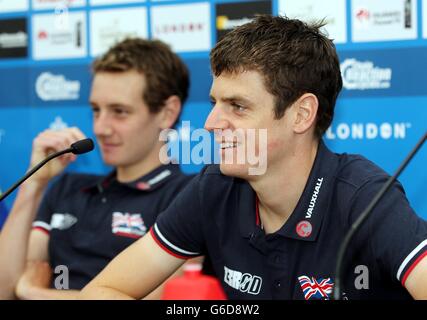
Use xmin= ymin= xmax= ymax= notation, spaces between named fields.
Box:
xmin=162 ymin=264 xmax=226 ymax=300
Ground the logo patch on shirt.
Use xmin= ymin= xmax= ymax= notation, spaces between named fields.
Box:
xmin=223 ymin=266 xmax=262 ymax=295
xmin=135 ymin=170 xmax=172 ymax=191
xmin=296 ymin=220 xmax=312 ymax=238
xmin=298 ymin=275 xmax=334 ymax=300
xmin=50 ymin=213 xmax=77 ymax=230
xmin=136 ymin=182 xmax=151 ymax=190
xmin=112 ymin=212 xmax=147 ymax=239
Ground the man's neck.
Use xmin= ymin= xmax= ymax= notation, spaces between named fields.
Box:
xmin=249 ymin=139 xmax=319 ymax=234
xmin=116 ymin=143 xmax=166 ymax=183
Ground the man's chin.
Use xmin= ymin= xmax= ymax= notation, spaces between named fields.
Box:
xmin=101 ymin=156 xmax=121 ymax=167
xmin=219 ymin=163 xmax=248 ymax=179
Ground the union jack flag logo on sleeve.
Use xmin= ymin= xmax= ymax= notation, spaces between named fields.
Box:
xmin=298 ymin=275 xmax=334 ymax=300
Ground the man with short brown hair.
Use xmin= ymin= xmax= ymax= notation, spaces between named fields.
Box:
xmin=81 ymin=16 xmax=427 ymax=300
xmin=0 ymin=38 xmax=192 ymax=299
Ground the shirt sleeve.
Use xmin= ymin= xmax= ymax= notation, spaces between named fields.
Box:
xmin=348 ymin=175 xmax=427 ymax=287
xmin=150 ymin=171 xmax=205 ymax=260
xmin=32 ymin=175 xmax=66 ymax=235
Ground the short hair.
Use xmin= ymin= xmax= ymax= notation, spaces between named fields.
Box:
xmin=210 ymin=15 xmax=343 ymax=137
xmin=92 ymin=38 xmax=189 ymax=116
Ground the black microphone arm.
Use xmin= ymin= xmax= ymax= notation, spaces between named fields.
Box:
xmin=333 ymin=131 xmax=427 ymax=300
xmin=0 ymin=138 xmax=94 ymax=202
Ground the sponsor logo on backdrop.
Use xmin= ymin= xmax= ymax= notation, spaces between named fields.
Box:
xmin=150 ymin=2 xmax=211 ymax=52
xmin=50 ymin=116 xmax=69 ymax=131
xmin=355 ymin=6 xmax=412 ymax=30
xmin=325 ymin=122 xmax=411 ymax=140
xmin=36 ymin=72 xmax=80 ymax=101
xmin=36 ymin=24 xmax=82 ymax=45
xmin=216 ymin=16 xmax=251 ymax=31
xmin=0 ymin=18 xmax=28 ymax=58
xmin=31 ymin=64 xmax=90 ymax=106
xmin=278 ymin=0 xmax=347 ymax=43
xmin=0 ymin=31 xmax=26 ymax=48
xmin=155 ymin=22 xmax=204 ymax=35
xmin=32 ymin=12 xmax=87 ymax=60
xmin=32 ymin=0 xmax=86 ymax=10
xmin=404 ymin=0 xmax=413 ymax=28
xmin=216 ymin=0 xmax=271 ymax=42
xmin=90 ymin=7 xmax=148 ymax=57
xmin=0 ymin=0 xmax=28 ymax=12
xmin=352 ymin=0 xmax=416 ymax=42
xmin=355 ymin=9 xmax=370 ymax=22
xmin=339 ymin=47 xmax=427 ymax=97
xmin=354 ymin=2 xmax=412 ymax=28
xmin=341 ymin=58 xmax=392 ymax=90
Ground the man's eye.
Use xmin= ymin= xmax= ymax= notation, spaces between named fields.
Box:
xmin=210 ymin=100 xmax=216 ymax=107
xmin=231 ymin=103 xmax=245 ymax=112
xmin=114 ymin=108 xmax=127 ymax=115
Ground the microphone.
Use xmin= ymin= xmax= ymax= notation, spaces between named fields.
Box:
xmin=0 ymin=138 xmax=94 ymax=202
xmin=333 ymin=131 xmax=427 ymax=300
xmin=70 ymin=138 xmax=95 ymax=155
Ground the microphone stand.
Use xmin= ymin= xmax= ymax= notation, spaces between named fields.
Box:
xmin=0 ymin=138 xmax=94 ymax=202
xmin=0 ymin=148 xmax=71 ymax=202
xmin=333 ymin=131 xmax=427 ymax=300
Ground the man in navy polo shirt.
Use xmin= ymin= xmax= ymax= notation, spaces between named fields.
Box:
xmin=0 ymin=39 xmax=192 ymax=299
xmin=80 ymin=16 xmax=427 ymax=300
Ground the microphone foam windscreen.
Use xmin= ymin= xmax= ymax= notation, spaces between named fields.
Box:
xmin=70 ymin=138 xmax=95 ymax=155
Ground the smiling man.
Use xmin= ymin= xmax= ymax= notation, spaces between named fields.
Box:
xmin=80 ymin=16 xmax=427 ymax=300
xmin=0 ymin=39 xmax=192 ymax=299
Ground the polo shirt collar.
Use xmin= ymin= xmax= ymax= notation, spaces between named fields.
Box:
xmin=240 ymin=140 xmax=339 ymax=242
xmin=83 ymin=163 xmax=182 ymax=193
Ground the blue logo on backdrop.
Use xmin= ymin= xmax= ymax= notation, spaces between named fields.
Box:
xmin=30 ymin=64 xmax=91 ymax=107
xmin=338 ymin=47 xmax=427 ymax=98
xmin=325 ymin=97 xmax=427 ymax=219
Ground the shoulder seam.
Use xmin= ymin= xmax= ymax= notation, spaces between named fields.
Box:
xmin=336 ymin=172 xmax=389 ymax=192
xmin=343 ymin=173 xmax=389 ymax=228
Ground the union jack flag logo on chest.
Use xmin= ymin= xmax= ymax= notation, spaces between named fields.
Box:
xmin=298 ymin=275 xmax=334 ymax=300
xmin=112 ymin=212 xmax=147 ymax=239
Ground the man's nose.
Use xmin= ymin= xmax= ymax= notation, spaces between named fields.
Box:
xmin=93 ymin=113 xmax=113 ymax=137
xmin=204 ymin=104 xmax=229 ymax=132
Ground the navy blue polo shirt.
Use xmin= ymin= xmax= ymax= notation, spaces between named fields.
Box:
xmin=33 ymin=164 xmax=192 ymax=290
xmin=152 ymin=141 xmax=427 ymax=300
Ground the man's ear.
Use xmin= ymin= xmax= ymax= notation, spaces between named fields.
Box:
xmin=292 ymin=93 xmax=318 ymax=135
xmin=158 ymin=95 xmax=182 ymax=130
